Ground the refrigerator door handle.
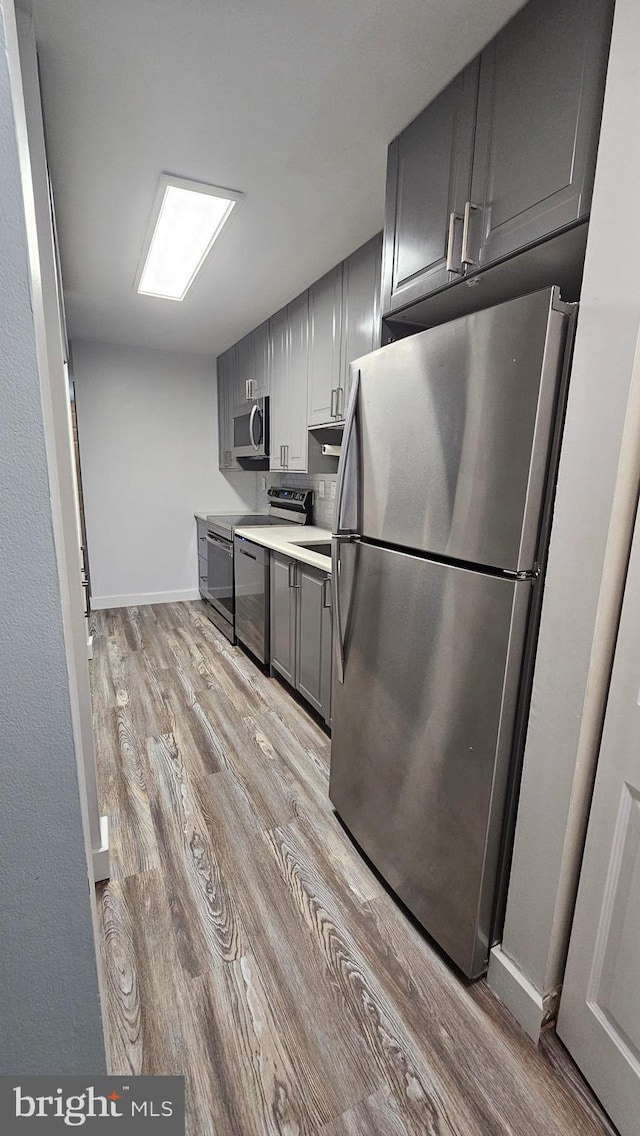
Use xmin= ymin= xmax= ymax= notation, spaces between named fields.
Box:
xmin=335 ymin=366 xmax=360 ymax=536
xmin=331 ymin=535 xmax=351 ymax=684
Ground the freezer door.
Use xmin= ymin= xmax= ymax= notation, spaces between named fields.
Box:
xmin=350 ymin=287 xmax=569 ymax=572
xmin=329 ymin=539 xmax=532 ymax=978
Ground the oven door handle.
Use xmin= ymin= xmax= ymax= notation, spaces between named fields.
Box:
xmin=249 ymin=403 xmax=261 ymax=451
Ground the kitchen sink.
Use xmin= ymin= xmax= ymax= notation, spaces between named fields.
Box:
xmin=296 ymin=541 xmax=332 ymax=556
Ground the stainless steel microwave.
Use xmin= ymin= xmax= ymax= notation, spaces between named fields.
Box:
xmin=232 ymin=397 xmax=269 ymax=460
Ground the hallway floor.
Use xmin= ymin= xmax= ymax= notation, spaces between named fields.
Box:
xmin=91 ymin=601 xmax=615 ymax=1136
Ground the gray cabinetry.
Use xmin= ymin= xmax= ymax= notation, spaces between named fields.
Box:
xmin=468 ymin=0 xmax=613 ymax=269
xmin=268 ymin=306 xmax=289 ymax=472
xmin=382 ymin=63 xmax=478 ymax=314
xmin=308 ymin=265 xmax=343 ymax=427
xmin=296 ymin=561 xmax=332 ymax=720
xmin=382 ymin=0 xmax=613 ymax=316
xmin=234 ymin=321 xmax=270 ymax=410
xmin=251 ymin=320 xmax=269 ymax=399
xmin=308 ymin=235 xmax=382 ymax=427
xmin=216 ymin=348 xmax=239 ymax=471
xmin=270 ymin=293 xmax=309 ymax=471
xmin=270 ymin=551 xmax=297 ymax=686
xmin=196 ymin=519 xmax=208 ymax=598
xmin=270 ymin=552 xmax=332 ymax=724
xmin=234 ymin=331 xmax=253 ymax=413
xmin=341 ymin=233 xmax=382 ymax=405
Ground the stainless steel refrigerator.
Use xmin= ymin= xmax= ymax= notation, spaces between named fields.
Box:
xmin=329 ymin=286 xmax=576 ymax=979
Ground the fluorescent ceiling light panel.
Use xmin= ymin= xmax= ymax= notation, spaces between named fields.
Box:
xmin=136 ymin=175 xmax=242 ymax=301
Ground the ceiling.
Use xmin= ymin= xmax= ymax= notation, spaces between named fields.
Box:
xmin=28 ymin=0 xmax=525 ymax=358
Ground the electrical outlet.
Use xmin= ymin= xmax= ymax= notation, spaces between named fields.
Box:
xmin=318 ymin=480 xmax=325 ymax=499
xmin=260 ymin=476 xmax=267 ymax=491
xmin=330 ymin=481 xmax=336 ymax=500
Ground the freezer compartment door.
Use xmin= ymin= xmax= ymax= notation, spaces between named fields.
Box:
xmin=352 ymin=287 xmax=569 ymax=572
xmin=329 ymin=540 xmax=531 ymax=978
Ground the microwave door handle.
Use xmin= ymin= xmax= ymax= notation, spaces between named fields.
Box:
xmin=249 ymin=403 xmax=260 ymax=450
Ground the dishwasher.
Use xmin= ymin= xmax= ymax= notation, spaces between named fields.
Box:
xmin=234 ymin=536 xmax=270 ymax=663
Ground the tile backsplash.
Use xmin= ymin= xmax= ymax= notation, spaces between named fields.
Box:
xmin=257 ymin=472 xmax=337 ymax=530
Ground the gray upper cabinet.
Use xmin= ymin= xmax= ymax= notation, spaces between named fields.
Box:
xmin=271 ymin=293 xmax=309 ymax=471
xmin=467 ymin=0 xmax=614 ymax=269
xmin=217 ymin=348 xmax=239 ymax=471
xmin=341 ymin=233 xmax=382 ymax=405
xmin=251 ymin=320 xmax=269 ymax=399
xmin=308 ymin=265 xmax=343 ymax=427
xmin=286 ymin=292 xmax=309 ymax=470
xmin=269 ymin=306 xmax=288 ymax=471
xmin=308 ymin=234 xmax=382 ymax=428
xmin=381 ymin=62 xmax=478 ymax=315
xmin=234 ymin=331 xmax=254 ymax=412
xmin=381 ymin=0 xmax=613 ymax=316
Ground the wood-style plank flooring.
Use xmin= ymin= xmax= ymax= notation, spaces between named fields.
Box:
xmin=91 ymin=601 xmax=615 ymax=1136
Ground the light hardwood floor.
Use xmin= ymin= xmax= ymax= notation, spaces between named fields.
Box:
xmin=91 ymin=601 xmax=616 ymax=1136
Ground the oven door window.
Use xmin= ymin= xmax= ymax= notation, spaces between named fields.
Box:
xmin=207 ymin=534 xmax=234 ymax=618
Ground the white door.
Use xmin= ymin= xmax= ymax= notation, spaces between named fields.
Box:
xmin=558 ymin=499 xmax=640 ymax=1136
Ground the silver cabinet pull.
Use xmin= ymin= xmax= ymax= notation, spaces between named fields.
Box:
xmin=280 ymin=444 xmax=285 ymax=467
xmin=284 ymin=444 xmax=289 ymax=468
xmin=330 ymin=388 xmax=338 ymax=417
xmin=322 ymin=576 xmax=331 ymax=608
xmin=288 ymin=560 xmax=298 ymax=588
xmin=461 ymin=201 xmax=480 ymax=267
xmin=446 ymin=211 xmax=464 ymax=273
xmin=245 ymin=379 xmax=250 ymax=400
xmin=336 ymin=387 xmax=344 ymax=418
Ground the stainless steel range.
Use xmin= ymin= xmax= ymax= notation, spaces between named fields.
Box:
xmin=202 ymin=486 xmax=312 ymax=643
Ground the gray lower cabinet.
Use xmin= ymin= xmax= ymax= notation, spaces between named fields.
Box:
xmin=270 ymin=552 xmax=332 ymax=724
xmin=270 ymin=551 xmax=297 ymax=686
xmin=196 ymin=519 xmax=208 ymax=598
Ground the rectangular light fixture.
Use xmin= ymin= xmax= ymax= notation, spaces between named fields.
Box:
xmin=135 ymin=174 xmax=242 ymax=301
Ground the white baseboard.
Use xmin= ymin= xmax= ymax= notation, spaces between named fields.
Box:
xmin=90 ymin=588 xmax=200 ymax=610
xmin=92 ymin=815 xmax=110 ymax=882
xmin=487 ymin=944 xmax=545 ymax=1042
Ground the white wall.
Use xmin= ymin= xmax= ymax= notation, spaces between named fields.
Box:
xmin=72 ymin=339 xmax=257 ymax=608
xmin=488 ymin=0 xmax=640 ymax=1040
xmin=0 ymin=0 xmax=105 ymax=1074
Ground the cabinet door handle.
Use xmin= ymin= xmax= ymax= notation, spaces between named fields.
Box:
xmin=323 ymin=576 xmax=331 ymax=608
xmin=446 ymin=211 xmax=464 ymax=273
xmin=280 ymin=444 xmax=285 ymax=467
xmin=288 ymin=560 xmax=298 ymax=588
xmin=461 ymin=201 xmax=480 ymax=267
xmin=330 ymin=388 xmax=337 ymax=417
xmin=284 ymin=444 xmax=289 ymax=468
xmin=336 ymin=387 xmax=344 ymax=418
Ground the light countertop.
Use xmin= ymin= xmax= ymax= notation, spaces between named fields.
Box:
xmin=234 ymin=525 xmax=332 ymax=573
